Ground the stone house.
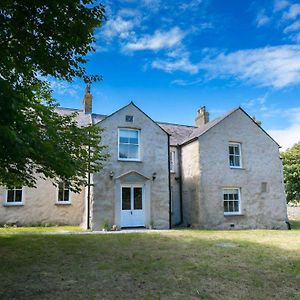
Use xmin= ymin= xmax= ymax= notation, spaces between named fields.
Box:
xmin=0 ymin=89 xmax=288 ymax=229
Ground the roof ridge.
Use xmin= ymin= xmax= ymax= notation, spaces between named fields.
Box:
xmin=157 ymin=121 xmax=196 ymax=128
xmin=56 ymin=106 xmax=82 ymax=111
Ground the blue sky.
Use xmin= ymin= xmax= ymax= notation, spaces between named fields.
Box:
xmin=51 ymin=0 xmax=300 ymax=149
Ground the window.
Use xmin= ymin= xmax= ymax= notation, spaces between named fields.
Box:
xmin=118 ymin=129 xmax=140 ymax=160
xmin=223 ymin=188 xmax=241 ymax=215
xmin=6 ymin=187 xmax=23 ymax=205
xmin=57 ymin=182 xmax=71 ymax=204
xmin=170 ymin=150 xmax=176 ymax=172
xmin=229 ymin=143 xmax=242 ymax=168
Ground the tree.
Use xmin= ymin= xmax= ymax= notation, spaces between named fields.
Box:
xmin=281 ymin=142 xmax=300 ymax=203
xmin=0 ymin=1 xmax=107 ymax=192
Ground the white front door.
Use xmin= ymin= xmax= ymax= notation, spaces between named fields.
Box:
xmin=121 ymin=185 xmax=145 ymax=227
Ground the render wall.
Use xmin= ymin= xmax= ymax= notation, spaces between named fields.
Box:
xmin=197 ymin=109 xmax=287 ymax=229
xmin=181 ymin=140 xmax=201 ymax=226
xmin=92 ymin=104 xmax=170 ymax=230
xmin=0 ymin=177 xmax=86 ymax=226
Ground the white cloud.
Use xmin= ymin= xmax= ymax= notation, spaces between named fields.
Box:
xmin=268 ymin=108 xmax=300 ymax=150
xmin=102 ymin=16 xmax=136 ymax=40
xmin=256 ymin=10 xmax=271 ymax=27
xmin=283 ymin=3 xmax=300 ymax=20
xmin=179 ymin=0 xmax=202 ymax=11
xmin=152 ymin=57 xmax=199 ymax=74
xmin=124 ymin=27 xmax=185 ymax=51
xmin=243 ymin=94 xmax=268 ymax=112
xmin=283 ymin=20 xmax=300 ymax=33
xmin=142 ymin=0 xmax=161 ymax=11
xmin=48 ymin=78 xmax=82 ymax=99
xmin=171 ymin=78 xmax=203 ymax=86
xmin=201 ymin=45 xmax=300 ymax=88
xmin=274 ymin=0 xmax=290 ymax=12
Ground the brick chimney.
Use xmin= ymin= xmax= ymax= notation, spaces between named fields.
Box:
xmin=195 ymin=106 xmax=209 ymax=127
xmin=83 ymin=84 xmax=92 ymax=114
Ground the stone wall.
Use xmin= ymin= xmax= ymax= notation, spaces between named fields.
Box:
xmin=195 ymin=109 xmax=287 ymax=229
xmin=92 ymin=103 xmax=170 ymax=230
xmin=181 ymin=140 xmax=201 ymax=227
xmin=288 ymin=204 xmax=300 ymax=220
xmin=0 ymin=177 xmax=86 ymax=226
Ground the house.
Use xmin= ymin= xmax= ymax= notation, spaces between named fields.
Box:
xmin=0 ymin=88 xmax=288 ymax=229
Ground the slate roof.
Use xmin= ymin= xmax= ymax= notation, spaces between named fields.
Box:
xmin=55 ymin=105 xmax=279 ymax=147
xmin=55 ymin=107 xmax=106 ymax=126
xmin=157 ymin=122 xmax=196 ymax=146
xmin=55 ymin=106 xmax=239 ymax=146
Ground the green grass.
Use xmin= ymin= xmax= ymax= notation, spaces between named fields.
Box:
xmin=0 ymin=225 xmax=84 ymax=235
xmin=0 ymin=228 xmax=299 ymax=299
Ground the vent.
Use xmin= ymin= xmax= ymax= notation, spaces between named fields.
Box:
xmin=261 ymin=182 xmax=268 ymax=193
xmin=126 ymin=115 xmax=133 ymax=122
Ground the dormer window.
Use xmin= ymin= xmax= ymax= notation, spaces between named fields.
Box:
xmin=229 ymin=143 xmax=242 ymax=168
xmin=118 ymin=129 xmax=140 ymax=161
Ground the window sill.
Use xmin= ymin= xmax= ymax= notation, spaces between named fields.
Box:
xmin=224 ymin=214 xmax=244 ymax=217
xmin=118 ymin=159 xmax=142 ymax=163
xmin=55 ymin=202 xmax=71 ymax=206
xmin=229 ymin=167 xmax=244 ymax=170
xmin=3 ymin=203 xmax=24 ymax=207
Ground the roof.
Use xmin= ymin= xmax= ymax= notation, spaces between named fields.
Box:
xmin=157 ymin=122 xmax=196 ymax=145
xmin=180 ymin=107 xmax=240 ymax=145
xmin=55 ymin=105 xmax=280 ymax=148
xmin=55 ymin=107 xmax=106 ymax=126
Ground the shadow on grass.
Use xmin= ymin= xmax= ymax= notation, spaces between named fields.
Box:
xmin=0 ymin=231 xmax=299 ymax=300
xmin=290 ymin=220 xmax=300 ymax=230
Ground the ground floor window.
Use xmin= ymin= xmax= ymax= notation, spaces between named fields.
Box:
xmin=57 ymin=182 xmax=71 ymax=203
xmin=223 ymin=188 xmax=241 ymax=215
xmin=6 ymin=187 xmax=23 ymax=204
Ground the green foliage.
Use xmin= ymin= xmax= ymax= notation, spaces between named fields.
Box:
xmin=282 ymin=142 xmax=300 ymax=203
xmin=0 ymin=1 xmax=107 ymax=191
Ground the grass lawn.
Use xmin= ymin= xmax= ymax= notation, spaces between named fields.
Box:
xmin=0 ymin=226 xmax=299 ymax=299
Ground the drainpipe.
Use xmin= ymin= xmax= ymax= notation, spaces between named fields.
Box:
xmin=168 ymin=135 xmax=172 ymax=229
xmin=176 ymin=144 xmax=183 ymax=226
xmin=87 ymin=135 xmax=91 ymax=230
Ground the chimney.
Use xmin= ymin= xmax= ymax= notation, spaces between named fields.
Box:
xmin=83 ymin=84 xmax=92 ymax=114
xmin=195 ymin=106 xmax=209 ymax=127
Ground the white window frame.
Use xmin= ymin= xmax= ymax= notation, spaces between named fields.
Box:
xmin=223 ymin=188 xmax=241 ymax=216
xmin=170 ymin=150 xmax=176 ymax=173
xmin=56 ymin=182 xmax=72 ymax=205
xmin=118 ymin=128 xmax=141 ymax=161
xmin=229 ymin=142 xmax=242 ymax=169
xmin=4 ymin=186 xmax=24 ymax=206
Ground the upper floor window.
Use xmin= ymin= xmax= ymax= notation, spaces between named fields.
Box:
xmin=223 ymin=188 xmax=241 ymax=215
xmin=229 ymin=143 xmax=242 ymax=168
xmin=6 ymin=186 xmax=23 ymax=205
xmin=57 ymin=182 xmax=70 ymax=204
xmin=170 ymin=150 xmax=176 ymax=172
xmin=118 ymin=129 xmax=140 ymax=161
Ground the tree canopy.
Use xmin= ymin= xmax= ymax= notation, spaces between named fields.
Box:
xmin=0 ymin=1 xmax=107 ymax=192
xmin=281 ymin=142 xmax=300 ymax=203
